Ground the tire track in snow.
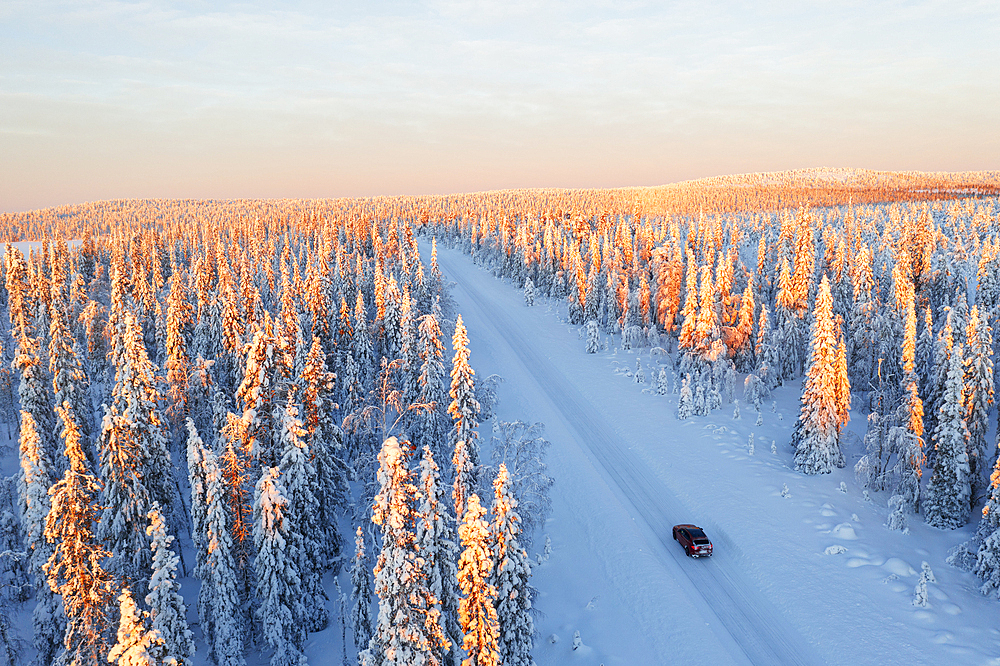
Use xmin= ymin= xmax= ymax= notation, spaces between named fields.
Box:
xmin=439 ymin=251 xmax=822 ymax=666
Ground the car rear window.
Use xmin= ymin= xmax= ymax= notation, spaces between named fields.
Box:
xmin=693 ymin=539 xmax=710 ymax=545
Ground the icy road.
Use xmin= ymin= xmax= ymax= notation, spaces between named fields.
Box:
xmin=435 ymin=246 xmax=821 ymax=665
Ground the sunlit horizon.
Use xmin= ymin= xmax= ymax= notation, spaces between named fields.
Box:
xmin=3 ymin=1 xmax=999 ymax=214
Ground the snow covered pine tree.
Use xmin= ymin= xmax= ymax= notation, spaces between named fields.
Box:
xmin=793 ymin=275 xmax=849 ymax=474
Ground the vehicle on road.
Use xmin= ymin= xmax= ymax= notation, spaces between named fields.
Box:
xmin=672 ymin=524 xmax=713 ymax=558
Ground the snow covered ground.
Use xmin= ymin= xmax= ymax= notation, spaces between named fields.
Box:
xmin=431 ymin=243 xmax=1000 ymax=665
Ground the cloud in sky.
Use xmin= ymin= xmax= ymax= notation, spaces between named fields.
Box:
xmin=2 ymin=0 xmax=998 ymax=212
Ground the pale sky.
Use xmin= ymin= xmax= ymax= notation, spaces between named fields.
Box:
xmin=2 ymin=1 xmax=999 ymax=213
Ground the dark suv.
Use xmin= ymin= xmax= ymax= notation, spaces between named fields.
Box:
xmin=672 ymin=524 xmax=713 ymax=558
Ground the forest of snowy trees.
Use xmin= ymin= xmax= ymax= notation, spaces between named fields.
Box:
xmin=0 ymin=214 xmax=545 ymax=665
xmin=425 ymin=192 xmax=1000 ymax=594
xmin=1 ymin=174 xmax=1000 ymax=664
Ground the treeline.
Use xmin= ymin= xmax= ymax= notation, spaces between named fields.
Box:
xmin=3 ymin=168 xmax=999 ymax=244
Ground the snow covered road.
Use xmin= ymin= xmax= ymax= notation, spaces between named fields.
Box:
xmin=435 ymin=247 xmax=822 ymax=665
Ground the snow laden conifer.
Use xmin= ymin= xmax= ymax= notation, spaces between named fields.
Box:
xmin=656 ymin=366 xmax=669 ymax=395
xmin=449 ymin=315 xmax=481 ymax=521
xmin=108 ymin=588 xmax=167 ymax=666
xmin=97 ymin=404 xmax=155 ymax=592
xmin=237 ymin=313 xmax=283 ymax=466
xmin=146 ymin=504 xmax=195 ymax=666
xmin=277 ymin=399 xmax=328 ymax=633
xmin=415 ymin=446 xmax=463 ymax=666
xmin=893 ymin=289 xmax=926 ymax=512
xmin=677 ymin=375 xmax=694 ymax=420
xmin=457 ymin=494 xmax=500 ymax=666
xmin=18 ymin=410 xmax=63 ymax=665
xmin=383 ymin=277 xmax=404 ymax=361
xmin=924 ymin=311 xmax=955 ymax=456
xmin=164 ymin=266 xmax=195 ymax=424
xmin=365 ymin=437 xmax=449 ymax=666
xmin=917 ymin=306 xmax=935 ymax=404
xmin=490 ymin=465 xmax=534 ymax=666
xmin=793 ymin=276 xmax=848 ymax=474
xmin=924 ymin=342 xmax=972 ymax=529
xmin=416 ymin=308 xmax=451 ymax=472
xmin=104 ymin=310 xmax=175 ymax=588
xmin=755 ymin=304 xmax=781 ymax=391
xmin=217 ymin=413 xmax=257 ymax=630
xmin=13 ymin=322 xmax=59 ymax=475
xmin=585 ymin=320 xmax=599 ymax=354
xmin=973 ymin=448 xmax=1000 ymax=593
xmin=350 ymin=527 xmax=374 ymax=657
xmin=44 ymin=402 xmax=116 ymax=666
xmin=203 ymin=447 xmax=246 ymax=666
xmin=886 ymin=494 xmax=908 ymax=532
xmin=677 ymin=252 xmax=698 ymax=351
xmin=48 ymin=286 xmax=91 ymax=457
xmin=353 ymin=291 xmax=377 ymax=390
xmin=523 ymin=278 xmax=534 ymax=307
xmin=186 ymin=419 xmax=214 ymax=637
xmin=300 ymin=336 xmax=348 ymax=570
xmin=253 ymin=466 xmax=307 ymax=666
xmin=964 ymin=306 xmax=994 ymax=501
xmin=693 ymin=380 xmax=707 ymax=416
xmin=743 ymin=372 xmax=768 ymax=414
xmin=399 ymin=289 xmax=422 ymax=408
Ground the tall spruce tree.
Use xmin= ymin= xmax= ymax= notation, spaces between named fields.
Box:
xmin=237 ymin=314 xmax=283 ymax=466
xmin=110 ymin=311 xmax=175 ymax=527
xmin=416 ymin=309 xmax=450 ymax=471
xmin=97 ymin=404 xmax=155 ymax=591
xmin=253 ymin=466 xmax=307 ymax=666
xmin=924 ymin=342 xmax=972 ymax=529
xmin=48 ymin=287 xmax=91 ymax=456
xmin=353 ymin=292 xmax=376 ymax=390
xmin=965 ymin=306 xmax=994 ymax=503
xmin=300 ymin=336 xmax=348 ymax=570
xmin=400 ymin=290 xmax=421 ymax=408
xmin=350 ymin=527 xmax=374 ymax=659
xmin=364 ymin=437 xmax=449 ymax=666
xmin=18 ymin=411 xmax=63 ymax=666
xmin=415 ymin=446 xmax=462 ymax=666
xmin=13 ymin=322 xmax=59 ymax=475
xmin=449 ymin=315 xmax=481 ymax=522
xmin=44 ymin=403 xmax=116 ymax=666
xmin=924 ymin=311 xmax=956 ymax=461
xmin=146 ymin=504 xmax=195 ymax=666
xmin=203 ymin=447 xmax=246 ymax=666
xmin=490 ymin=465 xmax=534 ymax=666
xmin=277 ymin=399 xmax=328 ymax=632
xmin=164 ymin=265 xmax=194 ymax=425
xmin=793 ymin=276 xmax=848 ymax=474
xmin=457 ymin=494 xmax=500 ymax=666
xmin=186 ymin=419 xmax=214 ymax=648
